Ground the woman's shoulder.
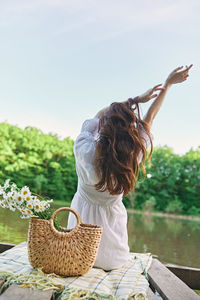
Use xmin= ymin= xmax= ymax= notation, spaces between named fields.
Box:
xmin=73 ymin=117 xmax=99 ymax=162
xmin=81 ymin=117 xmax=99 ymax=136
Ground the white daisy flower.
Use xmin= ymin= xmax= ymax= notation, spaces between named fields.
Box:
xmin=21 ymin=186 xmax=30 ymax=196
xmin=34 ymin=203 xmax=42 ymax=212
xmin=1 ymin=200 xmax=9 ymax=208
xmin=15 ymin=193 xmax=24 ymax=205
xmin=7 ymin=192 xmax=14 ymax=202
xmin=47 ymin=199 xmax=53 ymax=203
xmin=2 ymin=192 xmax=7 ymax=199
xmin=0 ymin=201 xmax=6 ymax=208
xmin=20 ymin=214 xmax=29 ymax=219
xmin=20 ymin=208 xmax=26 ymax=214
xmin=27 ymin=202 xmax=33 ymax=209
xmin=44 ymin=203 xmax=50 ymax=209
xmin=39 ymin=202 xmax=47 ymax=212
xmin=2 ymin=193 xmax=7 ymax=201
xmin=40 ymin=205 xmax=46 ymax=211
xmin=24 ymin=194 xmax=32 ymax=202
xmin=11 ymin=183 xmax=17 ymax=189
xmin=147 ymin=174 xmax=152 ymax=178
xmin=25 ymin=209 xmax=33 ymax=216
xmin=33 ymin=198 xmax=40 ymax=206
xmin=4 ymin=179 xmax=10 ymax=189
xmin=9 ymin=205 xmax=16 ymax=212
xmin=12 ymin=191 xmax=18 ymax=201
xmin=0 ymin=186 xmax=3 ymax=195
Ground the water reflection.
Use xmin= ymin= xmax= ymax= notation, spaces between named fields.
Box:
xmin=0 ymin=207 xmax=200 ymax=268
xmin=0 ymin=209 xmax=29 ymax=244
xmin=127 ymin=213 xmax=200 ymax=268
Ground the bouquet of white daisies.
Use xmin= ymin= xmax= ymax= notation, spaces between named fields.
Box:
xmin=0 ymin=179 xmax=53 ymax=220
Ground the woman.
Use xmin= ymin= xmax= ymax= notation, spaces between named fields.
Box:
xmin=67 ymin=64 xmax=193 ymax=270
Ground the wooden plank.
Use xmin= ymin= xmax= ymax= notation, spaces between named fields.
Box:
xmin=0 ymin=284 xmax=53 ymax=300
xmin=0 ymin=242 xmax=54 ymax=299
xmin=166 ymin=263 xmax=200 ymax=290
xmin=0 ymin=243 xmax=8 ymax=296
xmin=147 ymin=287 xmax=157 ymax=300
xmin=148 ymin=259 xmax=200 ymax=300
xmin=0 ymin=241 xmax=27 ymax=254
xmin=0 ymin=243 xmax=15 ymax=254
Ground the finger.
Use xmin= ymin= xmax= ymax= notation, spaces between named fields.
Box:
xmin=154 ymin=87 xmax=165 ymax=92
xmin=173 ymin=66 xmax=183 ymax=72
xmin=181 ymin=68 xmax=189 ymax=75
xmin=153 ymin=84 xmax=162 ymax=90
xmin=186 ymin=64 xmax=193 ymax=71
xmin=183 ymin=64 xmax=193 ymax=73
xmin=182 ymin=70 xmax=190 ymax=76
xmin=152 ymin=84 xmax=162 ymax=92
xmin=150 ymin=94 xmax=158 ymax=99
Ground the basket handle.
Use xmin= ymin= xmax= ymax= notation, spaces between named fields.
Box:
xmin=50 ymin=207 xmax=81 ymax=233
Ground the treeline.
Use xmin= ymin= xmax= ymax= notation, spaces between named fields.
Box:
xmin=124 ymin=146 xmax=200 ymax=216
xmin=0 ymin=123 xmax=77 ymax=202
xmin=0 ymin=123 xmax=199 ymax=216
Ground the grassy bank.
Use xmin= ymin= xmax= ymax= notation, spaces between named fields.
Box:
xmin=52 ymin=200 xmax=200 ymax=222
xmin=127 ymin=209 xmax=200 ymax=222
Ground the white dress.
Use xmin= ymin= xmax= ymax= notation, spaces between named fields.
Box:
xmin=67 ymin=117 xmax=150 ymax=271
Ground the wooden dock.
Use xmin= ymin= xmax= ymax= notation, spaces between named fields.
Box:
xmin=0 ymin=242 xmax=200 ymax=299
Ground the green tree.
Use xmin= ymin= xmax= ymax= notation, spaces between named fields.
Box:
xmin=0 ymin=123 xmax=77 ymax=202
xmin=125 ymin=146 xmax=200 ymax=215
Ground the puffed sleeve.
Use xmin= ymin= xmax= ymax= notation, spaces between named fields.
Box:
xmin=80 ymin=118 xmax=99 ymax=136
xmin=73 ymin=118 xmax=99 ymax=162
xmin=73 ymin=118 xmax=100 ymax=185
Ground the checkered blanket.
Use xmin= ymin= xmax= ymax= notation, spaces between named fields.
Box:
xmin=0 ymin=244 xmax=152 ymax=299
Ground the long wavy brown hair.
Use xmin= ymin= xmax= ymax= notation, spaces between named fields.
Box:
xmin=94 ymin=100 xmax=153 ymax=196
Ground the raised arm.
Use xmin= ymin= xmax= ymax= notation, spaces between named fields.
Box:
xmin=143 ymin=64 xmax=193 ymax=127
xmin=95 ymin=64 xmax=193 ymax=122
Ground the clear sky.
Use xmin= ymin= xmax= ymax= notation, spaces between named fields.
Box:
xmin=0 ymin=0 xmax=199 ymax=154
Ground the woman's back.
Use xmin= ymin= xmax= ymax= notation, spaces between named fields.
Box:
xmin=67 ymin=117 xmax=130 ymax=270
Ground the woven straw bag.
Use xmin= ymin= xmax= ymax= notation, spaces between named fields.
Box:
xmin=28 ymin=207 xmax=103 ymax=276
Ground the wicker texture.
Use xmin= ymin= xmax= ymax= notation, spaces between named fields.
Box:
xmin=28 ymin=207 xmax=103 ymax=276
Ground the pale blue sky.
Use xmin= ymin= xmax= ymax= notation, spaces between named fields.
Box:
xmin=0 ymin=0 xmax=199 ymax=154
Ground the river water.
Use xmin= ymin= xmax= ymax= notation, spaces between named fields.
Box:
xmin=0 ymin=207 xmax=200 ymax=268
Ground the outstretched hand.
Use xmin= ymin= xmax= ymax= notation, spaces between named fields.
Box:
xmin=137 ymin=84 xmax=165 ymax=103
xmin=165 ymin=64 xmax=193 ymax=86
